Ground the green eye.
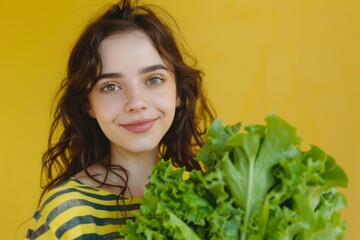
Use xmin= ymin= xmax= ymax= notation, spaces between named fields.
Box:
xmin=147 ymin=77 xmax=163 ymax=85
xmin=102 ymin=84 xmax=120 ymax=92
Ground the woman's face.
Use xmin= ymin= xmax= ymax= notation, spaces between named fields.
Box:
xmin=87 ymin=31 xmax=178 ymax=157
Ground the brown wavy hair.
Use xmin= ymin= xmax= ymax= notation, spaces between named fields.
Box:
xmin=40 ymin=0 xmax=215 ymax=201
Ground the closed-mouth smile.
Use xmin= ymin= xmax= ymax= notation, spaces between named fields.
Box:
xmin=121 ymin=118 xmax=158 ymax=133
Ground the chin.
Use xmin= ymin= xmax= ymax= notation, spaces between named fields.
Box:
xmin=124 ymin=141 xmax=160 ymax=154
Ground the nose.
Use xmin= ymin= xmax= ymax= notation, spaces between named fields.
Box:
xmin=124 ymin=86 xmax=148 ymax=112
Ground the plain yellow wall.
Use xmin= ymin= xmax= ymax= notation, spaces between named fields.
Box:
xmin=1 ymin=0 xmax=359 ymax=239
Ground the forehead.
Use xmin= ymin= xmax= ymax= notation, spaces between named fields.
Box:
xmin=100 ymin=30 xmax=152 ymax=49
xmin=99 ymin=31 xmax=161 ymax=68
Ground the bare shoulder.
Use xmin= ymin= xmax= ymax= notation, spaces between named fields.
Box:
xmin=74 ymin=163 xmax=104 ymax=187
xmin=74 ymin=163 xmax=123 ymax=195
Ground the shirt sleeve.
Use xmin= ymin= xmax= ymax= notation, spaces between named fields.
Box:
xmin=25 ymin=213 xmax=58 ymax=240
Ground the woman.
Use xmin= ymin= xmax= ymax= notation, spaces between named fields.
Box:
xmin=26 ymin=0 xmax=215 ymax=239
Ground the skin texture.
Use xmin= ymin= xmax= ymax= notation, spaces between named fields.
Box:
xmin=76 ymin=31 xmax=179 ymax=197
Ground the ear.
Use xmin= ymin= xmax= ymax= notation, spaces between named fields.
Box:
xmin=86 ymin=102 xmax=96 ymax=118
xmin=176 ymin=97 xmax=181 ymax=107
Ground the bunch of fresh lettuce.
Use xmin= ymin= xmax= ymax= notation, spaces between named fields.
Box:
xmin=121 ymin=114 xmax=348 ymax=240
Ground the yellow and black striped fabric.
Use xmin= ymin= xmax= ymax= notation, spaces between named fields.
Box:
xmin=26 ymin=177 xmax=141 ymax=239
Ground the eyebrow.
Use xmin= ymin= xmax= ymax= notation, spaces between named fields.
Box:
xmin=96 ymin=73 xmax=122 ymax=81
xmin=139 ymin=64 xmax=169 ymax=74
xmin=96 ymin=64 xmax=169 ymax=81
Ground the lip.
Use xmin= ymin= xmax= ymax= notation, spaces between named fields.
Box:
xmin=120 ymin=118 xmax=158 ymax=133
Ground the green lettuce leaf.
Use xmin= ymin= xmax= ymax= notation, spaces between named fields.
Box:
xmin=120 ymin=114 xmax=348 ymax=240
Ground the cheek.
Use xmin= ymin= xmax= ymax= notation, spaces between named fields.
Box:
xmin=157 ymin=92 xmax=177 ymax=111
xmin=90 ymin=97 xmax=123 ymax=120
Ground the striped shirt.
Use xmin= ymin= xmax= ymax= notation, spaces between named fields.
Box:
xmin=26 ymin=177 xmax=141 ymax=239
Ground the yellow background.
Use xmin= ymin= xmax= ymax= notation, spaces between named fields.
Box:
xmin=1 ymin=0 xmax=359 ymax=239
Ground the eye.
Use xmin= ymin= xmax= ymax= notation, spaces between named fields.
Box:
xmin=146 ymin=77 xmax=163 ymax=85
xmin=101 ymin=83 xmax=120 ymax=92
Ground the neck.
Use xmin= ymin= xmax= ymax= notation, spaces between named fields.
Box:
xmin=109 ymin=145 xmax=159 ymax=197
xmin=109 ymin=145 xmax=158 ymax=171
